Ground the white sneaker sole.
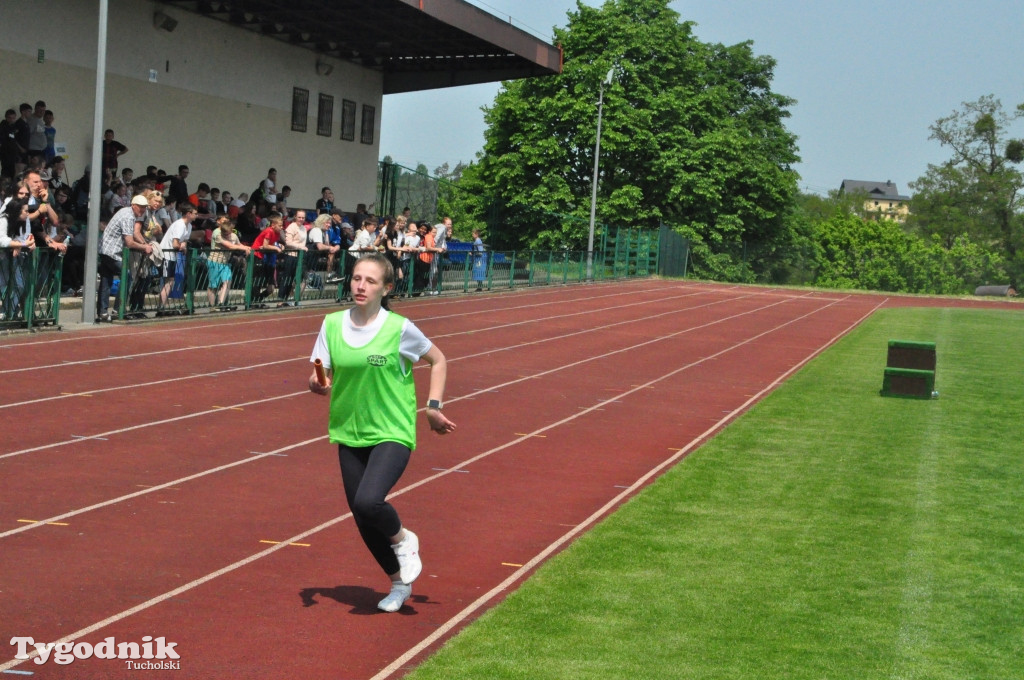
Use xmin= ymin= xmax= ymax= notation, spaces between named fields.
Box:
xmin=377 ymin=584 xmax=412 ymax=613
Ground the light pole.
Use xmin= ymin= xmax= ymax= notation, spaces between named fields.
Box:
xmin=586 ymin=66 xmax=614 ymax=281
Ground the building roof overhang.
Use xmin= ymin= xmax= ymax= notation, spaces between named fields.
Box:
xmin=154 ymin=0 xmax=563 ymax=93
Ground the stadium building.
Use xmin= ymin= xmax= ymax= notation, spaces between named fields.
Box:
xmin=0 ymin=0 xmax=561 ymax=210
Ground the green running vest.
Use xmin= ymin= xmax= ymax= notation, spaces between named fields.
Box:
xmin=325 ymin=311 xmax=418 ymax=449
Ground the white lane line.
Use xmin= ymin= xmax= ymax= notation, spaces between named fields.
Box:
xmin=0 ymin=359 xmax=290 ymax=411
xmin=0 ymin=285 xmax=710 ymax=409
xmin=0 ymin=280 xmax=670 ymax=366
xmin=0 ymin=288 xmax=752 ymax=443
xmin=0 ymin=292 xmax=873 ymax=673
xmin=0 ymin=290 xmax=767 ymax=537
xmin=0 ymin=279 xmax=659 ymax=350
xmin=0 ymin=392 xmax=305 ymax=461
xmin=0 ymin=437 xmax=323 ymax=539
xmin=0 ymin=290 xmax=823 ymax=529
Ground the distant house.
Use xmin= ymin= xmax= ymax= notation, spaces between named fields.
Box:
xmin=839 ymin=179 xmax=911 ymax=222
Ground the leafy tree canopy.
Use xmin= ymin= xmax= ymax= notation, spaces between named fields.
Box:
xmin=468 ymin=0 xmax=800 ymax=262
xmin=908 ymin=95 xmax=1024 ymax=283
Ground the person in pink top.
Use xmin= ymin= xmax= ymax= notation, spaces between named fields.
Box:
xmin=277 ymin=209 xmax=308 ymax=306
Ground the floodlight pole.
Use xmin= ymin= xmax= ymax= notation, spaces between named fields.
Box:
xmin=586 ymin=67 xmax=614 ymax=281
xmin=82 ymin=0 xmax=109 ymax=323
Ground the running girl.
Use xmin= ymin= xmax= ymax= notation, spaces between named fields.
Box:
xmin=308 ymin=253 xmax=456 ymax=612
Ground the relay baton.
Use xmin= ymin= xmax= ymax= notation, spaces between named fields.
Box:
xmin=314 ymin=359 xmax=327 ymax=387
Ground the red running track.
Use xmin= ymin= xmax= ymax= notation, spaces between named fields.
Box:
xmin=0 ymin=281 xmax=1019 ymax=679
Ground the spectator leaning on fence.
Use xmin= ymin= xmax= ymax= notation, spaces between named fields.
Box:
xmin=400 ymin=222 xmax=421 ymax=296
xmin=308 ymin=213 xmax=341 ymax=281
xmin=251 ymin=213 xmax=285 ymax=303
xmin=98 ymin=195 xmax=150 ymax=322
xmin=24 ymin=171 xmax=64 ymax=255
xmin=1 ymin=181 xmax=36 ymax=322
xmin=157 ymin=202 xmax=196 ymax=315
xmin=417 ymin=223 xmax=440 ymax=295
xmin=276 ymin=209 xmax=308 ymax=306
xmin=206 ymin=216 xmax=250 ymax=309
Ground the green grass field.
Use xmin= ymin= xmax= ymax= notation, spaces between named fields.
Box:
xmin=409 ymin=307 xmax=1024 ymax=679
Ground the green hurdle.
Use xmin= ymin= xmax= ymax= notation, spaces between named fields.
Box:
xmin=880 ymin=340 xmax=937 ymax=399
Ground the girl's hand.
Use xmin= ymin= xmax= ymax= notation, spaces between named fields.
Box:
xmin=426 ymin=408 xmax=456 ymax=435
xmin=308 ymin=370 xmax=331 ymax=395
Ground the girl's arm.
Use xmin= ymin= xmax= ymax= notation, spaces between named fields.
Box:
xmin=421 ymin=344 xmax=456 ymax=434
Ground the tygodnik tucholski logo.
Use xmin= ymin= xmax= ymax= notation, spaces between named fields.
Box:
xmin=9 ymin=636 xmax=180 ymax=669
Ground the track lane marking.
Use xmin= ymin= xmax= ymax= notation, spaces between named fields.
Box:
xmin=1 ymin=290 xmax=839 ymax=531
xmin=0 ymin=289 xmax=762 ymax=448
xmin=0 ymin=278 xmax=671 ymax=358
xmin=0 ymin=284 xmax=713 ymax=409
xmin=0 ymin=438 xmax=322 ymax=539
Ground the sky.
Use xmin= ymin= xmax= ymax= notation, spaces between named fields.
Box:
xmin=378 ymin=0 xmax=1024 ymax=197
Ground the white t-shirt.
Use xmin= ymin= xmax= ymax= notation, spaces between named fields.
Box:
xmin=310 ymin=310 xmax=431 ymax=374
xmin=160 ymin=218 xmax=191 ymax=261
xmin=348 ymin=228 xmax=375 ymax=257
xmin=307 ymin=226 xmax=326 ymax=246
xmin=402 ymin=233 xmax=420 ymax=260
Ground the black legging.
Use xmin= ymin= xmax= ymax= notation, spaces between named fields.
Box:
xmin=337 ymin=442 xmax=411 ymax=575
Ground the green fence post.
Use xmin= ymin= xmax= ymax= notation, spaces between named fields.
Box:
xmin=24 ymin=248 xmax=39 ymax=330
xmin=45 ymin=250 xmax=63 ymax=326
xmin=185 ymin=249 xmax=196 ymax=315
xmin=244 ymin=252 xmax=254 ymax=309
xmin=462 ymin=251 xmax=470 ymax=293
xmin=117 ymin=248 xmax=129 ymax=320
xmin=293 ymin=253 xmax=304 ymax=306
xmin=657 ymin=230 xmax=663 ymax=274
xmin=622 ymin=228 xmax=630 ymax=276
xmin=619 ymin=228 xmax=627 ymax=278
xmin=509 ymin=251 xmax=517 ymax=289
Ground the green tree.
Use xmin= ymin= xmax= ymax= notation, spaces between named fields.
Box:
xmin=811 ymin=209 xmax=1005 ymax=294
xmin=908 ymin=95 xmax=1024 ymax=283
xmin=434 ymin=162 xmax=487 ymax=240
xmin=471 ymin=0 xmax=799 ymax=277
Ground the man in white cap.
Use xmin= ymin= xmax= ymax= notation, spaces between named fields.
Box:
xmin=97 ymin=194 xmax=151 ymax=321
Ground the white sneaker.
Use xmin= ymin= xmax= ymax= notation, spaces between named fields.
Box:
xmin=392 ymin=529 xmax=422 ymax=584
xmin=377 ymin=583 xmax=412 ymax=613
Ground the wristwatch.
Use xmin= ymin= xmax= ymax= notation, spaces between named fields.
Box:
xmin=426 ymin=399 xmax=443 ymax=411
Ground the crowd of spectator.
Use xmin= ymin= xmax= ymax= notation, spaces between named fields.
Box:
xmin=2 ymin=105 xmax=458 ymax=323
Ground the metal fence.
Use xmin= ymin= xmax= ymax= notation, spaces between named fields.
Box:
xmin=1 ymin=247 xmax=63 ymax=330
xmin=1 ymin=232 xmax=659 ymax=328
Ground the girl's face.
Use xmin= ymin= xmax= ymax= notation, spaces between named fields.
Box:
xmin=350 ymin=260 xmax=391 ymax=308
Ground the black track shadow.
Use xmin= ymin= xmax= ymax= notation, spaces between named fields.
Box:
xmin=299 ymin=585 xmax=434 ymax=615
